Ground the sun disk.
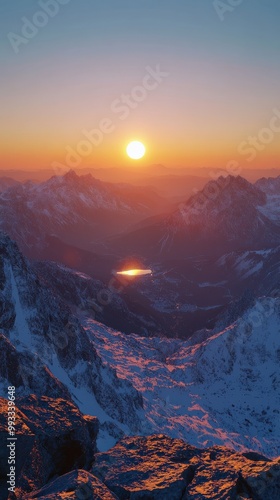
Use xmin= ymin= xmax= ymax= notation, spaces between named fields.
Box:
xmin=126 ymin=141 xmax=146 ymax=160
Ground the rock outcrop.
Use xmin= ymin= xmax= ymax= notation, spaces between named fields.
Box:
xmin=12 ymin=434 xmax=280 ymax=499
xmin=25 ymin=470 xmax=118 ymax=499
xmin=0 ymin=395 xmax=98 ymax=497
xmin=91 ymin=434 xmax=280 ymax=499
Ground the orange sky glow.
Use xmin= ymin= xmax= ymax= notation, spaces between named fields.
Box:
xmin=1 ymin=3 xmax=280 ymax=173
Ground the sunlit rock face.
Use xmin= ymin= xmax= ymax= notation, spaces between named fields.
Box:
xmin=0 ymin=395 xmax=98 ymax=497
xmin=91 ymin=435 xmax=280 ymax=500
xmin=3 ymin=431 xmax=280 ymax=499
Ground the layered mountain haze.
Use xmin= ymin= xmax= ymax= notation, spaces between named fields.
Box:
xmin=0 ymin=170 xmax=170 ymax=256
xmin=2 ymin=171 xmax=280 ymax=264
xmin=112 ymin=175 xmax=280 ymax=259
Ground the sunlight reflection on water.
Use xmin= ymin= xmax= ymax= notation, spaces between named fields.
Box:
xmin=116 ymin=269 xmax=152 ymax=277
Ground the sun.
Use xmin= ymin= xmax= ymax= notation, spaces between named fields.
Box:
xmin=126 ymin=141 xmax=146 ymax=160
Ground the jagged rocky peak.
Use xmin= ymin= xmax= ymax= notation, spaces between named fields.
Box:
xmin=184 ymin=174 xmax=267 ymax=214
xmin=2 ymin=410 xmax=280 ymax=499
xmin=46 ymin=168 xmax=96 ymax=190
xmin=62 ymin=168 xmax=79 ymax=182
xmin=256 ymin=174 xmax=280 ymax=194
xmin=61 ymin=169 xmax=97 ymax=186
xmin=46 ymin=168 xmax=79 ymax=184
xmin=0 ymin=165 xmax=154 ymax=255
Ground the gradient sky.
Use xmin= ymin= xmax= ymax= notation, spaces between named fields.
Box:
xmin=1 ymin=0 xmax=280 ymax=171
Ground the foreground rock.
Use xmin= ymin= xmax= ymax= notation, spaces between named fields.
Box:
xmin=25 ymin=470 xmax=118 ymax=499
xmin=1 ymin=432 xmax=279 ymax=498
xmin=0 ymin=396 xmax=98 ymax=497
xmin=91 ymin=434 xmax=280 ymax=499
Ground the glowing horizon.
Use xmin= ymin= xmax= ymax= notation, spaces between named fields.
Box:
xmin=1 ymin=2 xmax=280 ymax=172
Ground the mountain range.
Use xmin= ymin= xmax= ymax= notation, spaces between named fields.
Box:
xmin=111 ymin=175 xmax=280 ymax=259
xmin=2 ymin=171 xmax=280 ymax=263
xmin=0 ymin=170 xmax=170 ymax=256
xmin=1 ymin=170 xmax=280 ymax=339
xmin=1 ymin=227 xmax=280 ymax=497
xmin=1 ymin=170 xmax=280 ymax=497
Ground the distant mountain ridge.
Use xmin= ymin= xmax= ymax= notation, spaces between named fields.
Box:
xmin=2 ymin=171 xmax=280 ymax=263
xmin=256 ymin=174 xmax=280 ymax=194
xmin=2 ymin=166 xmax=280 ymax=183
xmin=0 ymin=170 xmax=169 ymax=255
xmin=111 ymin=175 xmax=280 ymax=259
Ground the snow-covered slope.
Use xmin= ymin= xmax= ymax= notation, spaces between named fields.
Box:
xmin=83 ymin=296 xmax=280 ymax=458
xmin=0 ymin=232 xmax=144 ymax=450
xmin=1 ymin=231 xmax=279 ymax=459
